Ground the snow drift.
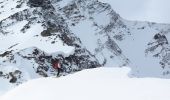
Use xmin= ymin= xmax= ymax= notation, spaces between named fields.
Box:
xmin=1 ymin=67 xmax=170 ymax=100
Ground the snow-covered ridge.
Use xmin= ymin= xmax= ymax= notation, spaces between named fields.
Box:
xmin=1 ymin=67 xmax=170 ymax=100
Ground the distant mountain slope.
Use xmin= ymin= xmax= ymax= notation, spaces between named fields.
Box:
xmin=0 ymin=0 xmax=170 ymax=91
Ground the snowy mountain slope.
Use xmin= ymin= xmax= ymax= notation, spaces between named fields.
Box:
xmin=1 ymin=67 xmax=170 ymax=100
xmin=53 ymin=0 xmax=170 ymax=77
xmin=0 ymin=0 xmax=29 ymax=21
xmin=0 ymin=77 xmax=15 ymax=96
xmin=113 ymin=20 xmax=170 ymax=78
xmin=0 ymin=0 xmax=101 ymax=88
xmin=0 ymin=0 xmax=170 ymax=94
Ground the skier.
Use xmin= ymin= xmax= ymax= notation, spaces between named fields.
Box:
xmin=51 ymin=59 xmax=62 ymax=77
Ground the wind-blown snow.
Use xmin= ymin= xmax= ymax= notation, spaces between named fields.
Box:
xmin=1 ymin=67 xmax=170 ymax=100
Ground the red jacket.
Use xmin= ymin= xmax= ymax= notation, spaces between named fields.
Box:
xmin=52 ymin=61 xmax=61 ymax=69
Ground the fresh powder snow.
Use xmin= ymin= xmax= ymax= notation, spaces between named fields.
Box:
xmin=1 ymin=67 xmax=170 ymax=100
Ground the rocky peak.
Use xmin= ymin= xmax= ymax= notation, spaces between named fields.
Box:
xmin=28 ymin=0 xmax=46 ymax=7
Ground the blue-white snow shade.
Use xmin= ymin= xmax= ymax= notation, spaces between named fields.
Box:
xmin=99 ymin=0 xmax=170 ymax=23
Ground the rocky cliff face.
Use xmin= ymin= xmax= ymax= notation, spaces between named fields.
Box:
xmin=0 ymin=0 xmax=101 ymax=85
xmin=0 ymin=0 xmax=170 ymax=87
